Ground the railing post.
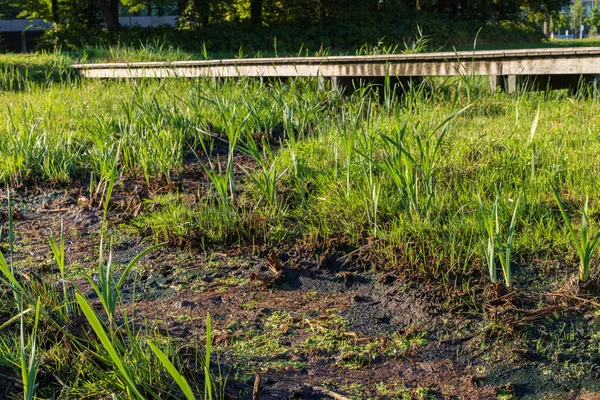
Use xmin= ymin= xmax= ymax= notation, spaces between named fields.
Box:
xmin=318 ymin=76 xmax=327 ymax=91
xmin=504 ymin=75 xmax=517 ymax=94
xmin=331 ymin=77 xmax=352 ymax=94
xmin=488 ymin=75 xmax=503 ymax=93
xmin=489 ymin=75 xmax=517 ymax=93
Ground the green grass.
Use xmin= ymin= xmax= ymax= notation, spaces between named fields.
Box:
xmin=1 ymin=69 xmax=597 ymax=279
xmin=552 ymin=186 xmax=600 ymax=282
xmin=2 ymin=48 xmax=600 ymax=397
xmin=0 ymin=188 xmax=220 ymax=399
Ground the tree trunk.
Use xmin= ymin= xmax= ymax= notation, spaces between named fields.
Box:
xmin=250 ymin=0 xmax=263 ymax=25
xmin=197 ymin=0 xmax=209 ymax=26
xmin=94 ymin=0 xmax=120 ymax=28
xmin=451 ymin=0 xmax=460 ymax=17
xmin=178 ymin=0 xmax=187 ymax=15
xmin=51 ymin=0 xmax=60 ymax=24
xmin=543 ymin=14 xmax=550 ymax=36
xmin=436 ymin=0 xmax=449 ymax=13
xmin=110 ymin=0 xmax=120 ymax=26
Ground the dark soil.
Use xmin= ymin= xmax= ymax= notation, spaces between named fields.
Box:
xmin=2 ymin=175 xmax=600 ymax=399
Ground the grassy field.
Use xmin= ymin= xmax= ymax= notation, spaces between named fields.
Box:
xmin=1 ymin=50 xmax=600 ymax=399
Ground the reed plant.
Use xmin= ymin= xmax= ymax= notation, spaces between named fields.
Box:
xmin=76 ymin=293 xmax=145 ymax=399
xmin=378 ymin=106 xmax=469 ymax=222
xmin=212 ymin=95 xmax=250 ymax=203
xmin=49 ymin=220 xmax=71 ymax=314
xmin=552 ymin=185 xmax=600 ymax=282
xmin=339 ymin=101 xmax=364 ymax=198
xmin=478 ymin=193 xmax=520 ymax=287
xmin=195 ymin=138 xmax=233 ymax=221
xmin=20 ymin=298 xmax=42 ymax=400
xmin=282 ymin=107 xmax=309 ymax=208
xmin=239 ymin=131 xmax=286 ymax=216
xmin=89 ymin=238 xmax=164 ymax=327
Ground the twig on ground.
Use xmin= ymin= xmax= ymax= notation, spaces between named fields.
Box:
xmin=252 ymin=374 xmax=261 ymax=400
xmin=311 ymin=385 xmax=354 ymax=400
xmin=336 ymin=238 xmax=382 ymax=263
xmin=37 ymin=208 xmax=71 ymax=213
xmin=542 ymin=292 xmax=600 ymax=309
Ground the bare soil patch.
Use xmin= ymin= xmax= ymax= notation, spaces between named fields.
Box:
xmin=2 ymin=176 xmax=600 ymax=399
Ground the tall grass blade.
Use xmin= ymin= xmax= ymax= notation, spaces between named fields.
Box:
xmin=116 ymin=242 xmax=165 ymax=290
xmin=75 ymin=293 xmax=144 ymax=400
xmin=148 ymin=342 xmax=196 ymax=400
xmin=550 ymin=184 xmax=600 ymax=282
xmin=204 ymin=313 xmax=213 ymax=400
xmin=49 ymin=219 xmax=70 ymax=313
xmin=477 ymin=195 xmax=497 ymax=283
xmin=0 ymin=307 xmax=33 ymax=332
xmin=21 ymin=297 xmax=41 ymax=400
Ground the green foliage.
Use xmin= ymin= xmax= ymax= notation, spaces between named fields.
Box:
xmin=75 ymin=293 xmax=145 ymax=400
xmin=88 ymin=239 xmax=164 ymax=325
xmin=20 ymin=297 xmax=42 ymax=400
xmin=551 ymin=185 xmax=600 ymax=282
xmin=10 ymin=0 xmax=52 ymax=21
xmin=587 ymin=7 xmax=600 ymax=35
xmin=196 ymin=148 xmax=233 ymax=222
xmin=239 ymin=133 xmax=286 ymax=216
xmin=132 ymin=193 xmax=245 ymax=246
xmin=0 ymin=192 xmax=218 ymax=399
xmin=34 ymin=16 xmax=544 ymax=54
xmin=148 ymin=341 xmax=196 ymax=400
xmin=551 ymin=9 xmax=569 ymax=32
xmin=377 ymin=106 xmax=469 ymax=222
xmin=0 ymin=53 xmax=74 ymax=90
xmin=478 ymin=193 xmax=521 ymax=288
xmin=3 ymin=50 xmax=600 ymax=289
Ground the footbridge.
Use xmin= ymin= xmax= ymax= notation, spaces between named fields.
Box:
xmin=73 ymin=47 xmax=600 ymax=92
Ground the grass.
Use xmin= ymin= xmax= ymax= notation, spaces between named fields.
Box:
xmin=0 ymin=71 xmax=590 ymax=277
xmin=478 ymin=192 xmax=521 ymax=287
xmin=1 ymin=152 xmax=219 ymax=399
xmin=2 ymin=44 xmax=600 ymax=397
xmin=1 ymin=58 xmax=598 ymax=263
xmin=552 ymin=186 xmax=600 ymax=282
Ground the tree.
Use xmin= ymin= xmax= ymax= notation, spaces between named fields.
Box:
xmin=93 ymin=0 xmax=120 ymax=28
xmin=5 ymin=0 xmax=116 ymax=28
xmin=571 ymin=0 xmax=583 ymax=35
xmin=520 ymin=0 xmax=569 ymax=35
xmin=50 ymin=0 xmax=59 ymax=22
xmin=197 ymin=0 xmax=209 ymax=25
xmin=586 ymin=6 xmax=600 ymax=35
xmin=550 ymin=9 xmax=569 ymax=33
xmin=250 ymin=0 xmax=262 ymax=24
xmin=8 ymin=0 xmax=55 ymax=21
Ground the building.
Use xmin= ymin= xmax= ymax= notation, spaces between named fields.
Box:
xmin=0 ymin=3 xmax=179 ymax=51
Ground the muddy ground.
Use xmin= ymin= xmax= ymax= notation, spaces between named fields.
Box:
xmin=2 ymin=173 xmax=600 ymax=399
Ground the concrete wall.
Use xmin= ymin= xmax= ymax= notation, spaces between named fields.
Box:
xmin=0 ymin=19 xmax=50 ymax=32
xmin=118 ymin=16 xmax=177 ymax=27
xmin=0 ymin=16 xmax=177 ymax=32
